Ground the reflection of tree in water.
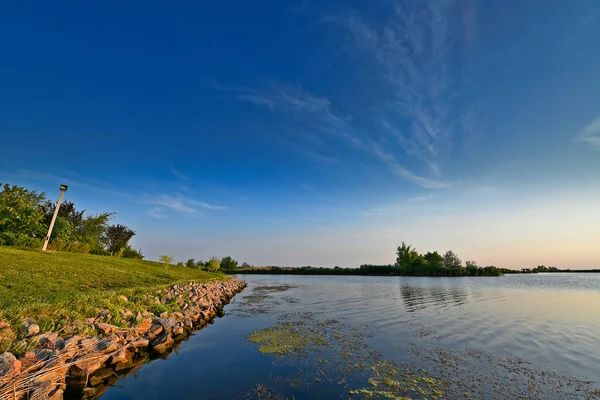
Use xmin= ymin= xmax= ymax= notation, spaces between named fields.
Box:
xmin=400 ymin=284 xmax=469 ymax=312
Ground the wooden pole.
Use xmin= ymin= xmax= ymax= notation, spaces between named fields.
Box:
xmin=42 ymin=190 xmax=65 ymax=251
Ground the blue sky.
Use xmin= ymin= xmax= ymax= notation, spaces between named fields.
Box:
xmin=1 ymin=0 xmax=599 ymax=268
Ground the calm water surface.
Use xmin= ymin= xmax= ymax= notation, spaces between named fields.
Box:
xmin=101 ymin=273 xmax=600 ymax=399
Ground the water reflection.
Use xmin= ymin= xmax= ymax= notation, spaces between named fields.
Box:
xmin=399 ymin=284 xmax=469 ymax=312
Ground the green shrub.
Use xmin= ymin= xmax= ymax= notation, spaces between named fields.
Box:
xmin=68 ymin=241 xmax=91 ymax=254
xmin=90 ymin=248 xmax=111 ymax=256
xmin=0 ymin=231 xmax=18 ymax=246
xmin=48 ymin=239 xmax=90 ymax=254
xmin=122 ymin=246 xmax=145 ymax=259
xmin=48 ymin=238 xmax=68 ymax=251
xmin=12 ymin=234 xmax=42 ymax=250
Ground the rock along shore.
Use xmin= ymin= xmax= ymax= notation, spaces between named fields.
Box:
xmin=0 ymin=278 xmax=246 ymax=400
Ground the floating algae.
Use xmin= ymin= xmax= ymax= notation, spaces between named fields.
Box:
xmin=248 ymin=322 xmax=327 ymax=355
xmin=349 ymin=360 xmax=447 ymax=400
xmin=234 ymin=284 xmax=299 ymax=317
xmin=245 ymin=312 xmax=449 ymax=399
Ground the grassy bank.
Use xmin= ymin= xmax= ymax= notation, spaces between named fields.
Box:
xmin=0 ymin=246 xmax=227 ymax=351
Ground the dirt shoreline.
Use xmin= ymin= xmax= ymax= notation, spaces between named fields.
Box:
xmin=0 ymin=278 xmax=246 ymax=399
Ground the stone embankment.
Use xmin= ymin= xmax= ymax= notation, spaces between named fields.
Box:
xmin=0 ymin=279 xmax=245 ymax=399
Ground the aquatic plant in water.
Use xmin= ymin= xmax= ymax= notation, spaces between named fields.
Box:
xmin=349 ymin=360 xmax=446 ymax=399
xmin=248 ymin=323 xmax=326 ymax=355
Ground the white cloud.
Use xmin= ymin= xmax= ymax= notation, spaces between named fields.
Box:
xmin=576 ymin=116 xmax=600 ymax=147
xmin=145 ymin=194 xmax=227 ymax=213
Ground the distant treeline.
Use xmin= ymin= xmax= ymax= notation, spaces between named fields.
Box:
xmin=520 ymin=265 xmax=600 ymax=273
xmin=233 ymin=242 xmax=505 ymax=277
xmin=233 ymin=259 xmax=599 ymax=277
xmin=234 ymin=264 xmax=506 ymax=277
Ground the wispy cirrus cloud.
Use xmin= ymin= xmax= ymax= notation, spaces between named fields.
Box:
xmin=576 ymin=116 xmax=600 ymax=147
xmin=145 ymin=194 xmax=227 ymax=214
xmin=189 ymin=199 xmax=228 ymax=211
xmin=327 ymin=0 xmax=470 ymax=179
xmin=214 ymin=1 xmax=466 ymax=189
xmin=360 ymin=193 xmax=435 ymax=217
xmin=169 ymin=165 xmax=190 ymax=181
xmin=214 ymin=82 xmax=366 ymax=150
xmin=216 ymin=82 xmax=449 ymax=188
xmin=148 ymin=207 xmax=167 ymax=219
xmin=370 ymin=142 xmax=450 ymax=188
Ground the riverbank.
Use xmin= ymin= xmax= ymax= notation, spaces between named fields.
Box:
xmin=0 ymin=247 xmax=246 ymax=399
xmin=0 ymin=279 xmax=245 ymax=399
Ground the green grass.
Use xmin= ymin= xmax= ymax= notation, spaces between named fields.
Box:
xmin=0 ymin=246 xmax=227 ymax=351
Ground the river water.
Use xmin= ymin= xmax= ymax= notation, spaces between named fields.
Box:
xmin=101 ymin=274 xmax=600 ymax=399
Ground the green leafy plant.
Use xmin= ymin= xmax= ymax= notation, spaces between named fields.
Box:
xmin=159 ymin=255 xmax=174 ymax=273
xmin=207 ymin=257 xmax=220 ymax=272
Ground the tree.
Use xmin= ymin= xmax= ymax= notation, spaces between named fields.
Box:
xmin=75 ymin=212 xmax=114 ymax=249
xmin=424 ymin=251 xmax=443 ymax=267
xmin=186 ymin=258 xmax=196 ymax=268
xmin=220 ymin=256 xmax=238 ymax=270
xmin=0 ymin=184 xmax=47 ymax=243
xmin=159 ymin=255 xmax=174 ymax=272
xmin=42 ymin=200 xmax=85 ymax=228
xmin=207 ymin=257 xmax=220 ymax=272
xmin=409 ymin=254 xmax=426 ymax=266
xmin=465 ymin=260 xmax=479 ymax=276
xmin=104 ymin=224 xmax=135 ymax=255
xmin=443 ymin=250 xmax=462 ymax=268
xmin=396 ymin=242 xmax=420 ymax=267
xmin=241 ymin=262 xmax=251 ymax=269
